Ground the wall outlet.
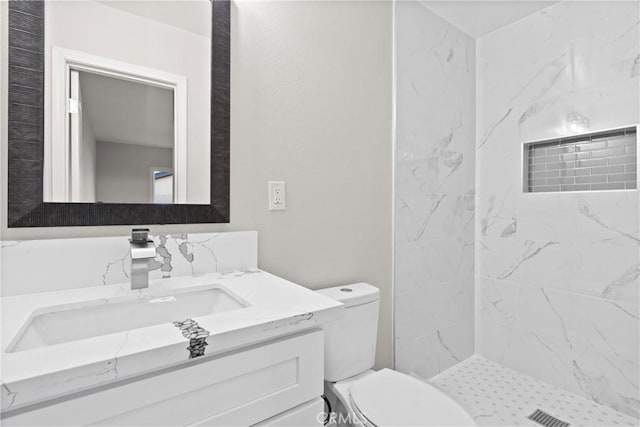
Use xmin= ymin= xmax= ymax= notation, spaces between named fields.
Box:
xmin=268 ymin=181 xmax=286 ymax=211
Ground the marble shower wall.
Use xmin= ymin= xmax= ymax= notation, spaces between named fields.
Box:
xmin=0 ymin=231 xmax=257 ymax=297
xmin=476 ymin=1 xmax=639 ymax=418
xmin=394 ymin=1 xmax=475 ymax=379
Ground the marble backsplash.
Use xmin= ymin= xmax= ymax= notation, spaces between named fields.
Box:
xmin=394 ymin=0 xmax=476 ymax=380
xmin=476 ymin=1 xmax=639 ymax=418
xmin=0 ymin=231 xmax=257 ymax=297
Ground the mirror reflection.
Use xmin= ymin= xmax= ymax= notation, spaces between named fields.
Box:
xmin=44 ymin=0 xmax=212 ymax=204
xmin=71 ymin=71 xmax=175 ymax=203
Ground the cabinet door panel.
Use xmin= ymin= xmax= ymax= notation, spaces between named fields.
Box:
xmin=3 ymin=330 xmax=324 ymax=427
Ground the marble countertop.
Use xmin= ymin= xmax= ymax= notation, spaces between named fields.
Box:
xmin=0 ymin=270 xmax=343 ymax=412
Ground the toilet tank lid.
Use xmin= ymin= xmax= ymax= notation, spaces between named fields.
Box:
xmin=315 ymin=283 xmax=379 ymax=307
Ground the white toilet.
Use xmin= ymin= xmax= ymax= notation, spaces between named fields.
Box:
xmin=316 ymin=283 xmax=476 ymax=427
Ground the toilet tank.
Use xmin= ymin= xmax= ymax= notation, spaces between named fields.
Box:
xmin=315 ymin=283 xmax=379 ymax=382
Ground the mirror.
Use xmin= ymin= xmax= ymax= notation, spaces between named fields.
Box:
xmin=45 ymin=0 xmax=211 ymax=205
xmin=6 ymin=0 xmax=229 ymax=226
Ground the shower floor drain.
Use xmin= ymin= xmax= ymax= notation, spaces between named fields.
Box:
xmin=528 ymin=409 xmax=570 ymax=427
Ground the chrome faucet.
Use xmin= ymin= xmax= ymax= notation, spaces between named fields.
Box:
xmin=130 ymin=228 xmax=156 ymax=290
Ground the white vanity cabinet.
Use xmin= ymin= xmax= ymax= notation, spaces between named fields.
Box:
xmin=252 ymin=398 xmax=324 ymax=427
xmin=2 ymin=330 xmax=324 ymax=426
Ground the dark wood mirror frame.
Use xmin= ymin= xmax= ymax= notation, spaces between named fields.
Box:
xmin=7 ymin=0 xmax=230 ymax=227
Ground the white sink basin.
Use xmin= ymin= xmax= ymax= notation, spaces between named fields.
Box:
xmin=8 ymin=284 xmax=247 ymax=352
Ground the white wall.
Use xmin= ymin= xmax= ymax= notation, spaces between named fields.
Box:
xmin=43 ymin=0 xmax=210 ymax=204
xmin=0 ymin=1 xmax=394 ymax=369
xmin=394 ymin=0 xmax=476 ymax=380
xmin=228 ymin=1 xmax=394 ymax=369
xmin=95 ymin=141 xmax=173 ymax=204
xmin=476 ymin=1 xmax=639 ymax=418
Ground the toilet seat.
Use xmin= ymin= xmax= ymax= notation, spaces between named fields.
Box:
xmin=348 ymin=369 xmax=475 ymax=426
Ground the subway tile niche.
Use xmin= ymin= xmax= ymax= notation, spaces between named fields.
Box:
xmin=524 ymin=127 xmax=637 ymax=193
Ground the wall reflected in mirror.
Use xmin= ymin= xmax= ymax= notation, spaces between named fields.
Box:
xmin=152 ymin=170 xmax=174 ymax=204
xmin=44 ymin=0 xmax=212 ymax=205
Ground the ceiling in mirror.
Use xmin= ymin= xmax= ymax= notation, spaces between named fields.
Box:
xmin=79 ymin=72 xmax=175 ymax=150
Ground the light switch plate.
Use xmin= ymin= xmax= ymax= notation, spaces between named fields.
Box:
xmin=268 ymin=181 xmax=286 ymax=211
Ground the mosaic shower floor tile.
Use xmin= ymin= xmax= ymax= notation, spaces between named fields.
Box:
xmin=428 ymin=355 xmax=638 ymax=427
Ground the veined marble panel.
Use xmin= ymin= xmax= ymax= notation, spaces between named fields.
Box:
xmin=396 ymin=312 xmax=474 ymax=381
xmin=476 ymin=0 xmax=639 ymax=418
xmin=479 ymin=278 xmax=639 ymax=418
xmin=0 ymin=231 xmax=258 ymax=297
xmin=395 ymin=0 xmax=476 ymax=378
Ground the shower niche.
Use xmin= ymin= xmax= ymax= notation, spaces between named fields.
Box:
xmin=523 ymin=126 xmax=638 ymax=193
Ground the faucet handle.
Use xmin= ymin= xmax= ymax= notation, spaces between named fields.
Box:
xmin=130 ymin=228 xmax=155 ymax=260
xmin=131 ymin=228 xmax=150 ymax=243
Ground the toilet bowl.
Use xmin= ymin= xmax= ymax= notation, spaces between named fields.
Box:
xmin=316 ymin=284 xmax=475 ymax=427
